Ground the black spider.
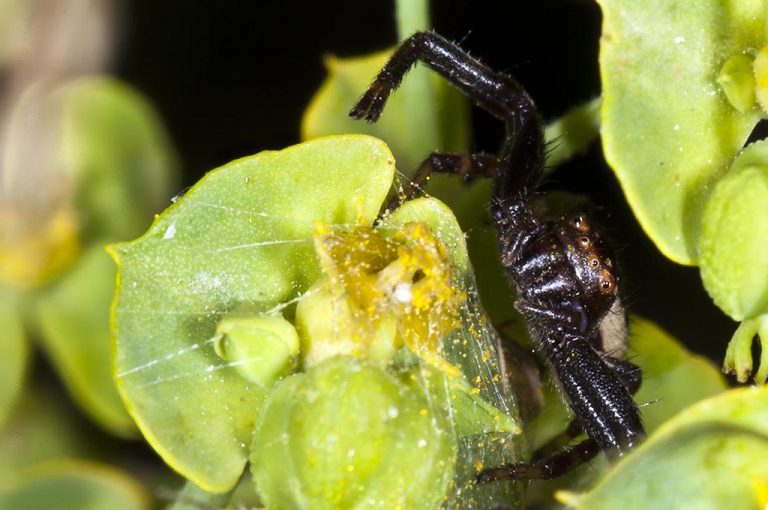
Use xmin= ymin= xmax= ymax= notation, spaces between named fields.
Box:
xmin=350 ymin=31 xmax=645 ymax=481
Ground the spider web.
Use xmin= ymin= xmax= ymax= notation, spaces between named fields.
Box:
xmin=113 ymin=167 xmax=525 ymax=509
xmin=385 ymin=169 xmax=525 ymax=508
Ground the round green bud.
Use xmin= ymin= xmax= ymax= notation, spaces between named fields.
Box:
xmin=250 ymin=356 xmax=457 ymax=510
xmin=212 ymin=314 xmax=299 ymax=387
xmin=699 ymin=140 xmax=768 ymax=320
xmin=716 ymin=54 xmax=756 ymax=114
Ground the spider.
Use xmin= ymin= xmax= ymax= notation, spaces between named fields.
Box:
xmin=350 ymin=31 xmax=645 ymax=481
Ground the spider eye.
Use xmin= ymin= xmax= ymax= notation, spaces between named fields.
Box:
xmin=571 ymin=215 xmax=589 ymax=232
xmin=598 ymin=273 xmax=616 ymax=293
xmin=589 ymin=257 xmax=600 ymax=268
xmin=579 ymin=236 xmax=590 ymax=247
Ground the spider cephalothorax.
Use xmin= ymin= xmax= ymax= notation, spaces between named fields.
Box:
xmin=350 ymin=31 xmax=644 ymax=482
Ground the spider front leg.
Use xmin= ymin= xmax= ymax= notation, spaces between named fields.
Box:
xmin=350 ymin=32 xmax=530 ymax=124
xmin=478 ymin=337 xmax=645 ymax=482
xmin=532 ymin=356 xmax=643 ymax=460
xmin=350 ymin=31 xmax=544 ymax=206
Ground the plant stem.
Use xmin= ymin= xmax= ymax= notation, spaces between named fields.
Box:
xmin=395 ymin=0 xmax=429 ymax=42
xmin=394 ymin=0 xmax=440 ymax=161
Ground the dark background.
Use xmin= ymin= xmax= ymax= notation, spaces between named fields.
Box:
xmin=114 ymin=0 xmax=734 ymax=363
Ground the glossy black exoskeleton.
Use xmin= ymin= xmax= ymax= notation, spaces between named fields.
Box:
xmin=350 ymin=31 xmax=645 ymax=481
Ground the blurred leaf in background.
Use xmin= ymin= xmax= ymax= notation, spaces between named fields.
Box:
xmin=0 ymin=0 xmax=177 ymax=507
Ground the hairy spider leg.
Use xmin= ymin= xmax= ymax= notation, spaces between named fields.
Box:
xmin=350 ymin=31 xmax=645 ymax=481
xmin=476 ymin=336 xmax=641 ymax=481
xmin=382 ymin=152 xmax=497 ymax=214
xmin=478 ymin=436 xmax=601 ymax=482
xmin=531 ymin=356 xmax=643 ymax=461
xmin=350 ymin=31 xmax=542 ymax=219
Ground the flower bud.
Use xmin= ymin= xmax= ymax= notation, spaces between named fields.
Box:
xmin=212 ymin=315 xmax=299 ymax=387
xmin=251 ymin=356 xmax=456 ymax=510
xmin=699 ymin=140 xmax=768 ymax=321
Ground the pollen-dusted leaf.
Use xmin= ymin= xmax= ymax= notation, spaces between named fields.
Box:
xmin=380 ymin=197 xmax=469 ymax=274
xmin=557 ymin=386 xmax=768 ymax=509
xmin=0 ymin=460 xmax=148 ymax=510
xmin=0 ymin=293 xmax=26 ymax=428
xmin=34 ymin=245 xmax=134 ymax=437
xmin=301 ymin=50 xmax=469 ymax=171
xmin=110 ymin=135 xmax=395 ymax=491
xmin=384 ymin=198 xmax=524 ymax=507
xmin=598 ymin=0 xmax=765 ymax=264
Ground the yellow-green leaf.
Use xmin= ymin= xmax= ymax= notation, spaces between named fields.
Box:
xmin=56 ymin=77 xmax=179 ymax=243
xmin=629 ymin=318 xmax=727 ymax=431
xmin=558 ymin=387 xmax=768 ymax=509
xmin=302 ymin=51 xmax=469 ymax=171
xmin=0 ymin=385 xmax=94 ymax=479
xmin=598 ymin=0 xmax=765 ymax=264
xmin=1 ymin=77 xmax=178 ymax=288
xmin=110 ymin=135 xmax=395 ymax=491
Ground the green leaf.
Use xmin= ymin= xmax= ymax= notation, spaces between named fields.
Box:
xmin=598 ymin=0 xmax=765 ymax=264
xmin=34 ymin=245 xmax=134 ymax=437
xmin=110 ymin=135 xmax=395 ymax=491
xmin=434 ymin=370 xmax=520 ymax=438
xmin=0 ymin=293 xmax=26 ymax=428
xmin=0 ymin=460 xmax=148 ymax=510
xmin=301 ymin=51 xmax=469 ymax=171
xmin=0 ymin=385 xmax=95 ymax=479
xmin=251 ymin=356 xmax=457 ymax=510
xmin=629 ymin=318 xmax=727 ymax=431
xmin=557 ymin=386 xmax=768 ymax=509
